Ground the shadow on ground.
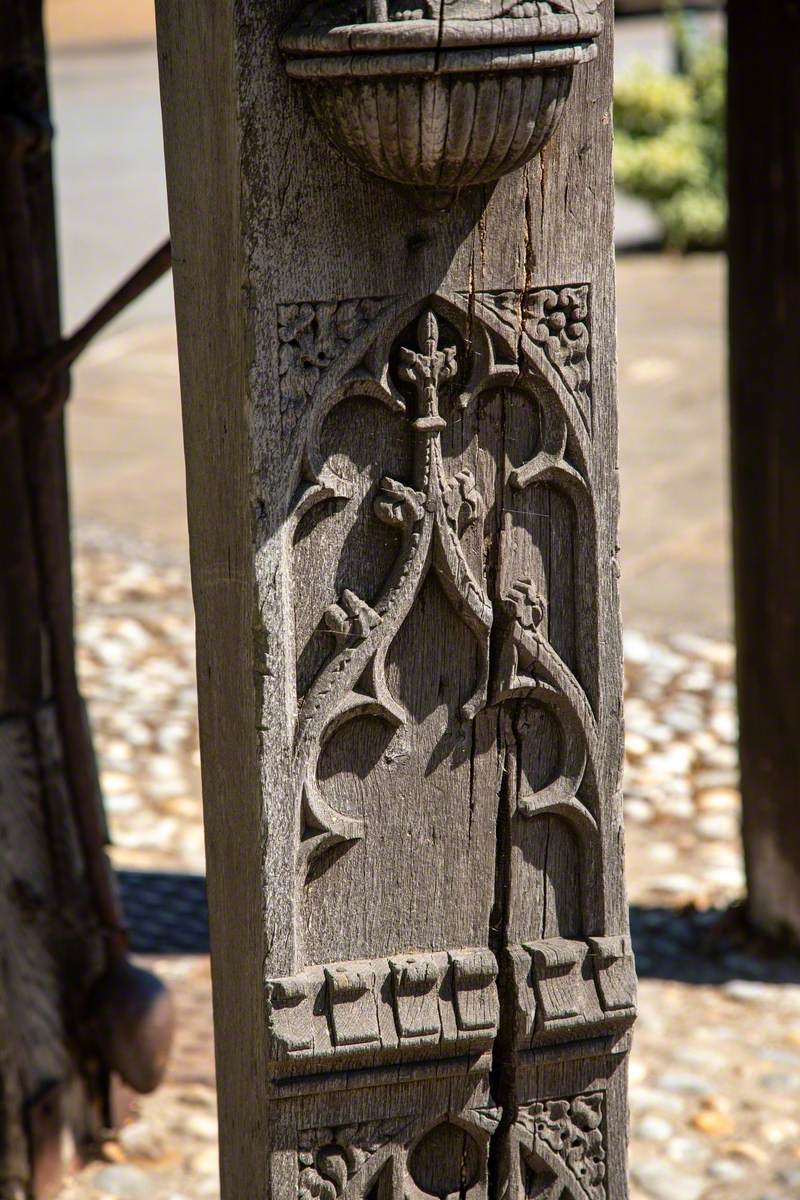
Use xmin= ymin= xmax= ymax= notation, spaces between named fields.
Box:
xmin=118 ymin=871 xmax=800 ymax=987
xmin=118 ymin=870 xmax=209 ymax=955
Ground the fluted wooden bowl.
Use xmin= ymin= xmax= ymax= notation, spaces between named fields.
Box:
xmin=281 ymin=1 xmax=602 ymax=202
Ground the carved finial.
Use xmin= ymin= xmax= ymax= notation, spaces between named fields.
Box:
xmin=398 ymin=310 xmax=457 ymax=433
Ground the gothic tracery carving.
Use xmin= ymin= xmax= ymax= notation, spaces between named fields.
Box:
xmin=296 ymin=1110 xmax=502 ymax=1200
xmin=269 ymin=286 xmax=628 ymax=1196
xmin=298 ymin=1119 xmax=409 ymax=1200
xmin=283 ymin=291 xmax=599 ymax=879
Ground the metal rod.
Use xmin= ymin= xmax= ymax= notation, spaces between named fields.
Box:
xmin=51 ymin=239 xmax=172 ymax=374
xmin=3 ymin=239 xmax=172 ymax=410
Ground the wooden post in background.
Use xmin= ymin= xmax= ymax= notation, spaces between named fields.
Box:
xmin=0 ymin=8 xmax=174 ymax=1192
xmin=156 ymin=1 xmax=635 ymax=1195
xmin=728 ymin=3 xmax=800 ymax=945
xmin=0 ymin=4 xmax=107 ymax=1192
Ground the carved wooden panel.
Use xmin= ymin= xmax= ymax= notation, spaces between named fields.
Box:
xmin=262 ymin=287 xmax=632 ymax=1196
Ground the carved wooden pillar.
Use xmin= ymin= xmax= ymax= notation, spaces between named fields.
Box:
xmin=157 ymin=0 xmax=634 ymax=1195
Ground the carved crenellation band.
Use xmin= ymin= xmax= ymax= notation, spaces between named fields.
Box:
xmin=266 ymin=947 xmax=499 ymax=1066
xmin=265 ymin=936 xmax=635 ymax=1069
xmin=509 ymin=935 xmax=636 ymax=1050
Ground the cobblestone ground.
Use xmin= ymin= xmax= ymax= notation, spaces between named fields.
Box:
xmin=62 ymin=538 xmax=800 ymax=1200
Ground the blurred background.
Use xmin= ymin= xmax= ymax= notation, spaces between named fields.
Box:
xmin=43 ymin=4 xmax=800 ymax=1200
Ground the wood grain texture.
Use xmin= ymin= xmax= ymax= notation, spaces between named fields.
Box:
xmin=154 ymin=7 xmax=268 ymax=1200
xmin=728 ymin=2 xmax=800 ymax=946
xmin=156 ymin=0 xmax=631 ymax=1194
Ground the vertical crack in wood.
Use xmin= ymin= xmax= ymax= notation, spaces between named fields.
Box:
xmin=487 ymin=705 xmax=517 ymax=1197
xmin=434 ymin=0 xmax=446 ymax=75
xmin=261 ymin=286 xmax=627 ymax=1191
xmin=486 ymin=390 xmax=515 ymax=1197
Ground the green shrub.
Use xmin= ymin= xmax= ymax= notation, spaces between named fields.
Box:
xmin=614 ymin=34 xmax=726 ymax=251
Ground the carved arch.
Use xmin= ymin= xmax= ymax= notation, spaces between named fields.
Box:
xmin=279 ymin=290 xmax=602 ymax=898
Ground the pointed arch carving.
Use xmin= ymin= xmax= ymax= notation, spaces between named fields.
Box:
xmin=278 ymin=288 xmax=601 ymax=888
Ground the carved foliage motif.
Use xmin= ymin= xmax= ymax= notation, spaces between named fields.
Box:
xmin=264 ymin=936 xmax=636 ymax=1066
xmin=266 ymin=947 xmax=499 ymax=1064
xmin=478 ymin=286 xmax=591 ymax=428
xmin=298 ymin=1119 xmax=407 ymax=1200
xmin=278 ymin=298 xmax=388 ymax=435
xmin=515 ymin=1092 xmax=606 ymax=1200
xmin=283 ymin=290 xmax=600 ymax=890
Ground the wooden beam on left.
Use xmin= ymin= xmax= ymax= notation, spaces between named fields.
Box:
xmin=0 ymin=9 xmax=173 ymax=1195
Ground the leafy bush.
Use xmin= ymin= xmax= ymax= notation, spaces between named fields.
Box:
xmin=614 ymin=35 xmax=726 ymax=251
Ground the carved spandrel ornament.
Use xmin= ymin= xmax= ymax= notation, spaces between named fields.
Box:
xmin=279 ymin=1 xmax=604 ymax=202
xmin=510 ymin=1092 xmax=608 ymax=1200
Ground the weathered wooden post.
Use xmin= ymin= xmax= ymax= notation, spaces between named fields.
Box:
xmin=728 ymin=2 xmax=800 ymax=945
xmin=157 ymin=0 xmax=635 ymax=1194
xmin=0 ymin=5 xmax=174 ymax=1193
